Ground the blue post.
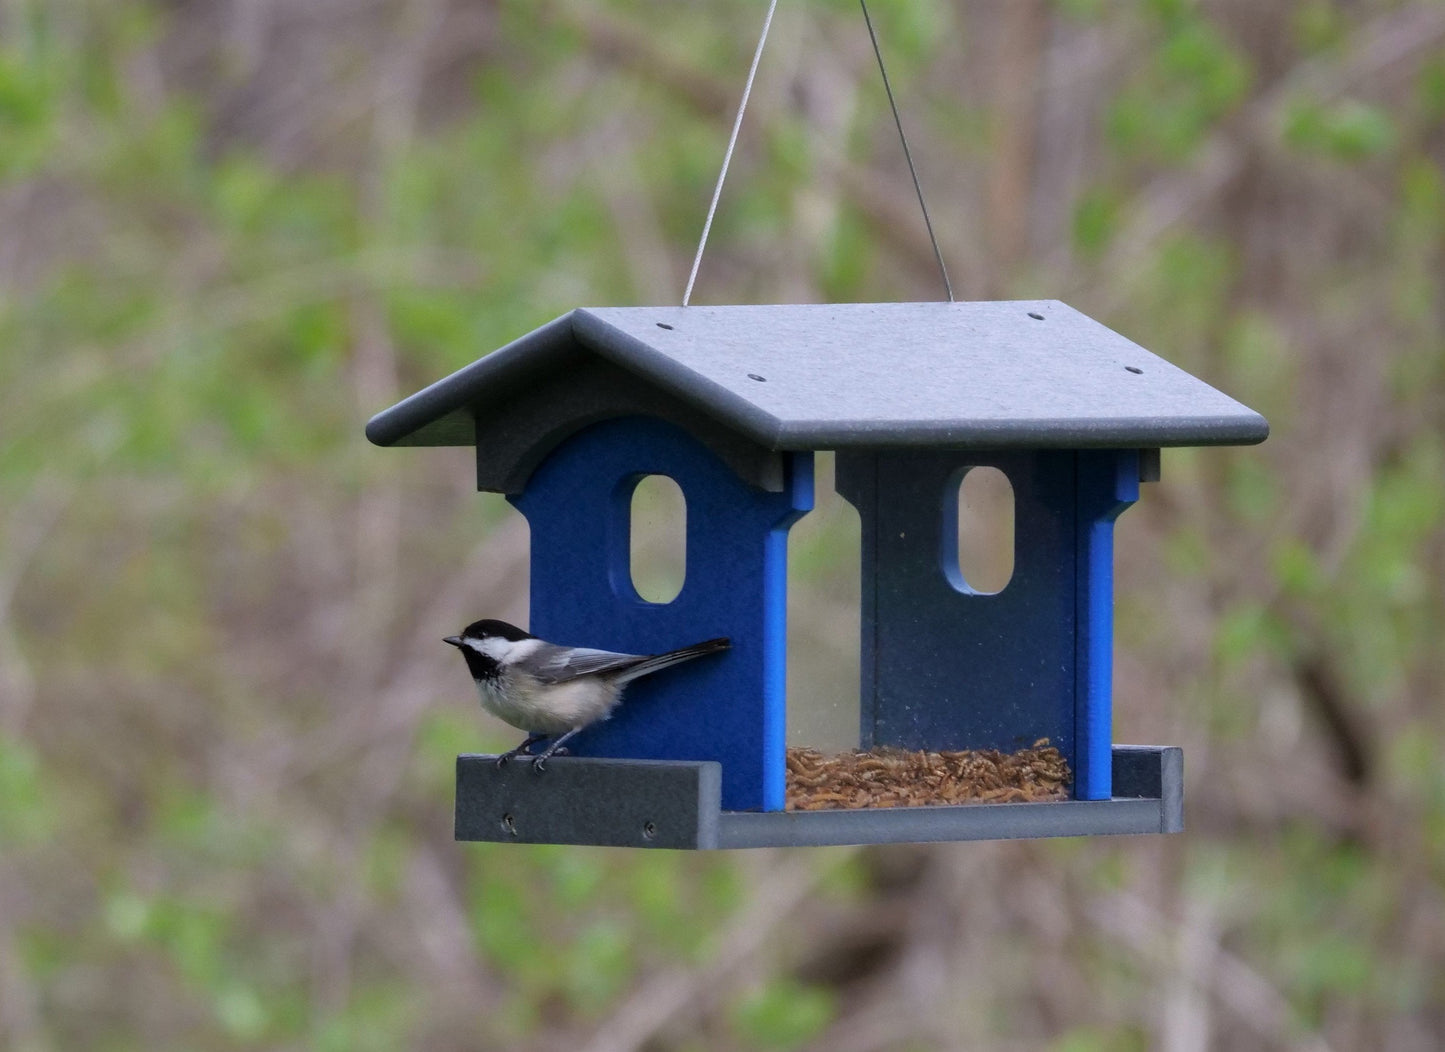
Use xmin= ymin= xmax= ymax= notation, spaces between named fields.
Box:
xmin=510 ymin=416 xmax=812 ymax=812
xmin=1074 ymin=450 xmax=1139 ymax=800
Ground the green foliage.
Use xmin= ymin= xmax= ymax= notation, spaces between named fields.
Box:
xmin=730 ymin=979 xmax=837 ymax=1049
xmin=1292 ymin=1 xmax=1349 ymax=55
xmin=562 ymin=918 xmax=633 ymax=1013
xmin=0 ymin=45 xmax=58 ymax=177
xmin=1071 ymin=187 xmax=1121 ymax=257
xmin=817 ymin=207 xmax=873 ymax=301
xmin=1052 ymin=0 xmax=1105 ymax=24
xmin=1415 ymin=53 xmax=1445 ymax=124
xmin=1048 ymin=1025 xmax=1148 ymax=1052
xmin=1283 ymin=98 xmax=1397 ymax=160
xmin=1393 ymin=159 xmax=1445 ymax=323
xmin=0 ymin=734 xmax=53 ymax=845
xmin=1107 ymin=14 xmax=1251 ymax=162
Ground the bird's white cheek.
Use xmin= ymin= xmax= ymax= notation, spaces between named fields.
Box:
xmin=474 ymin=636 xmax=542 ymax=663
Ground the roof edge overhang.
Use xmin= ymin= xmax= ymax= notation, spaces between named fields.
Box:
xmin=365 ymin=310 xmax=791 ymax=493
xmin=766 ymin=414 xmax=1269 ymax=449
xmin=365 ymin=311 xmax=581 ymax=448
xmin=366 ymin=302 xmax=1269 ymax=490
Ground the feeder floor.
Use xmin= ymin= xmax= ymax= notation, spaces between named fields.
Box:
xmin=454 ymin=745 xmax=1181 ymax=849
xmin=786 ymin=742 xmax=1070 ymax=811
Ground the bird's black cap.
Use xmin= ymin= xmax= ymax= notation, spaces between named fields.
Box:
xmin=455 ymin=619 xmax=535 ymax=643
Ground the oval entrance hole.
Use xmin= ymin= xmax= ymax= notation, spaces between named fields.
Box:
xmin=630 ymin=474 xmax=686 ymax=604
xmin=944 ymin=466 xmax=1015 ymax=595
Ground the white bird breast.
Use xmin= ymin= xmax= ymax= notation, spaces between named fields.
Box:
xmin=465 ymin=636 xmax=621 ymax=734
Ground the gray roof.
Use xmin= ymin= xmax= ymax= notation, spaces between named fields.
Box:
xmin=368 ymin=301 xmax=1267 ymax=468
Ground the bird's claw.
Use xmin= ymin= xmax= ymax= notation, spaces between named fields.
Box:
xmin=531 ymin=746 xmax=569 ymax=773
xmin=497 ymin=734 xmax=549 ymax=766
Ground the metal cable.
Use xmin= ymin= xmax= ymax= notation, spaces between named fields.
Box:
xmin=683 ymin=0 xmax=778 ymax=307
xmin=859 ymin=0 xmax=955 ymax=301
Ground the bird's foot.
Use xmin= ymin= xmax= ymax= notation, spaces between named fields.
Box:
xmin=530 ymin=729 xmax=581 ymax=773
xmin=530 ymin=746 xmax=570 ymax=773
xmin=497 ymin=734 xmax=549 ymax=766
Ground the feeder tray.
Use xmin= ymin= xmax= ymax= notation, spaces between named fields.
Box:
xmin=454 ymin=745 xmax=1181 ymax=849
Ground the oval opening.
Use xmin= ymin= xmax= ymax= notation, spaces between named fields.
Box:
xmin=943 ymin=466 xmax=1015 ymax=594
xmin=630 ymin=474 xmax=686 ymax=604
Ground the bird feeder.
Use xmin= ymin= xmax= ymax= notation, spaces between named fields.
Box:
xmin=367 ymin=301 xmax=1267 ymax=849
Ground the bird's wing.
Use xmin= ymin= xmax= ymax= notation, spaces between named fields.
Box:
xmin=528 ymin=644 xmax=648 ymax=684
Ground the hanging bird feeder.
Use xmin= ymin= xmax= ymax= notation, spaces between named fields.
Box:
xmin=366 ymin=300 xmax=1267 ymax=848
xmin=367 ymin=0 xmax=1266 ymax=848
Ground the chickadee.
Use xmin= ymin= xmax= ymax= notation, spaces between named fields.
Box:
xmin=444 ymin=619 xmax=730 ymax=770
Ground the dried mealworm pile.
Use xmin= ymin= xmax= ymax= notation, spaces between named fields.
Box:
xmin=785 ymin=740 xmax=1071 ymax=810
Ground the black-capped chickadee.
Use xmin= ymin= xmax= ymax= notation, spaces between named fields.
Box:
xmin=444 ymin=619 xmax=730 ymax=770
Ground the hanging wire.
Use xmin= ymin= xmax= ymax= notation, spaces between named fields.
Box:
xmin=682 ymin=0 xmax=778 ymax=307
xmin=859 ymin=0 xmax=955 ymax=302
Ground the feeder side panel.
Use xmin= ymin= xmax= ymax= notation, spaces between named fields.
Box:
xmin=510 ymin=416 xmax=812 ymax=813
xmin=1073 ymin=450 xmax=1139 ymax=800
xmin=837 ymin=449 xmax=1078 ymax=765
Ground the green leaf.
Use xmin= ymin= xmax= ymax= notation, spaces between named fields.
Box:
xmin=1284 ymin=99 xmax=1396 ymax=161
xmin=0 ymin=46 xmax=57 ymax=178
xmin=1272 ymin=537 xmax=1325 ymax=598
xmin=1106 ymin=17 xmax=1251 ymax=161
xmin=1418 ymin=54 xmax=1445 ymax=124
xmin=1049 ymin=1025 xmax=1147 ymax=1052
xmin=1292 ymin=1 xmax=1347 ymax=56
xmin=563 ymin=919 xmax=633 ymax=1013
xmin=215 ymin=984 xmax=270 ymax=1041
xmin=1072 ymin=188 xmax=1120 ymax=257
xmin=731 ymin=980 xmax=836 ymax=1050
xmin=0 ymin=733 xmax=52 ymax=844
xmin=104 ymin=892 xmax=153 ymax=942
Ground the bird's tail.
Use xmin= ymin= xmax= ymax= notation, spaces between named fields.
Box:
xmin=615 ymin=637 xmax=730 ymax=684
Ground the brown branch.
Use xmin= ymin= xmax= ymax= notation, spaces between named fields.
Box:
xmin=1292 ymin=650 xmax=1374 ymax=789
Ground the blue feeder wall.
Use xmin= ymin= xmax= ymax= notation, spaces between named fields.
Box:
xmin=836 ymin=448 xmax=1138 ymax=801
xmin=510 ymin=416 xmax=813 ymax=813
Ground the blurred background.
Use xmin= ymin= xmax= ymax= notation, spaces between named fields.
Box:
xmin=2 ymin=0 xmax=1443 ymax=1049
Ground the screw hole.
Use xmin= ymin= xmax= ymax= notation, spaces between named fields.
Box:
xmin=501 ymin=813 xmax=517 ymax=836
xmin=1027 ymin=312 xmax=1044 ymax=321
xmin=1125 ymin=365 xmax=1143 ymax=374
xmin=747 ymin=373 xmax=767 ymax=382
xmin=642 ymin=821 xmax=657 ymax=840
xmin=656 ymin=322 xmax=674 ymax=330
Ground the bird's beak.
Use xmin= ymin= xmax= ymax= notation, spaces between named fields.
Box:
xmin=443 ymin=636 xmax=463 ymax=647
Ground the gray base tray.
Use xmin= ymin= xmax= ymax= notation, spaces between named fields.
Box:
xmin=455 ymin=745 xmax=1181 ymax=849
